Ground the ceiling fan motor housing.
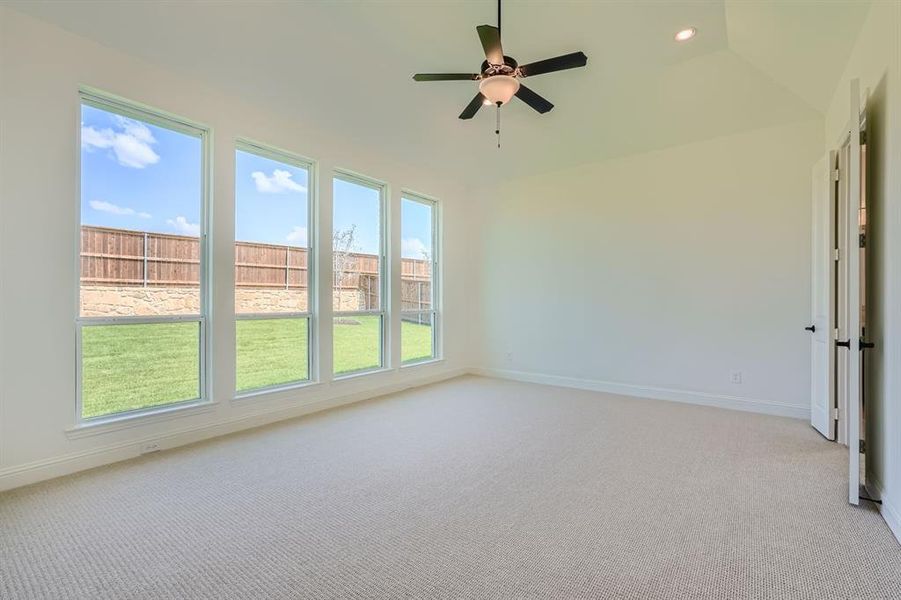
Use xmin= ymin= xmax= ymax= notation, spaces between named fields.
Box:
xmin=481 ymin=56 xmax=518 ymax=76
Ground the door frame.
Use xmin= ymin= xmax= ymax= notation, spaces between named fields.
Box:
xmin=832 ymin=79 xmax=864 ymax=505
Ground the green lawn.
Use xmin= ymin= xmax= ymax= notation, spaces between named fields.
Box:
xmin=81 ymin=322 xmax=201 ymax=419
xmin=332 ymin=315 xmax=434 ymax=375
xmin=236 ymin=318 xmax=308 ymax=392
xmin=81 ymin=317 xmax=433 ymax=419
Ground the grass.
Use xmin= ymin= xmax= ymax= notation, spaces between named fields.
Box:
xmin=332 ymin=315 xmax=435 ymax=375
xmin=81 ymin=317 xmax=433 ymax=419
xmin=236 ymin=318 xmax=308 ymax=392
xmin=81 ymin=322 xmax=200 ymax=419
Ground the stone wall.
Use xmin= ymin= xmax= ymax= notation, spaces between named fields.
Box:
xmin=80 ymin=286 xmax=364 ymax=316
xmin=235 ymin=288 xmax=309 ymax=313
xmin=80 ymin=286 xmax=200 ymax=317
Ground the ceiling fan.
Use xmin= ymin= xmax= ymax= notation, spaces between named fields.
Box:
xmin=412 ymin=0 xmax=587 ymax=142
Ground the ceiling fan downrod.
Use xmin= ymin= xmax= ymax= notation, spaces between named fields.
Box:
xmin=494 ymin=0 xmax=502 ymax=149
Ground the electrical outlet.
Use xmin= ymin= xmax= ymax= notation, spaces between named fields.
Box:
xmin=730 ymin=370 xmax=743 ymax=384
xmin=140 ymin=441 xmax=161 ymax=454
xmin=505 ymin=352 xmax=513 ymax=363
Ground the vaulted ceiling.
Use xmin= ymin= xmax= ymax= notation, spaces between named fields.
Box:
xmin=8 ymin=0 xmax=872 ymax=185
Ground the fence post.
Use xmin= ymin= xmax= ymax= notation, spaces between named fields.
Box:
xmin=143 ymin=231 xmax=149 ymax=287
xmin=285 ymin=246 xmax=289 ymax=290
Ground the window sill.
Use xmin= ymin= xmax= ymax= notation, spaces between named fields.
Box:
xmin=401 ymin=357 xmax=444 ymax=369
xmin=332 ymin=366 xmax=392 ymax=382
xmin=66 ymin=399 xmax=216 ymax=440
xmin=232 ymin=380 xmax=320 ymax=403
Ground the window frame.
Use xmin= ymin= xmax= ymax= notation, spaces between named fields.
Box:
xmin=332 ymin=170 xmax=389 ymax=378
xmin=75 ymin=88 xmax=212 ymax=426
xmin=400 ymin=191 xmax=441 ymax=366
xmin=233 ymin=139 xmax=318 ymax=397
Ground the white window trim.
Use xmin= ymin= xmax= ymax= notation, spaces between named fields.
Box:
xmin=74 ymin=88 xmax=212 ymax=428
xmin=234 ymin=139 xmax=318 ymax=397
xmin=400 ymin=191 xmax=441 ymax=366
xmin=332 ymin=170 xmax=389 ymax=379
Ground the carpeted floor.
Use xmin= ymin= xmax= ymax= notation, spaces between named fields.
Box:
xmin=1 ymin=375 xmax=900 ymax=599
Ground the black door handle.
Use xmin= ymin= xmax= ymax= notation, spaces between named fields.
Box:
xmin=860 ymin=339 xmax=875 ymax=350
xmin=837 ymin=339 xmax=851 ymax=348
xmin=805 ymin=325 xmax=816 ymax=333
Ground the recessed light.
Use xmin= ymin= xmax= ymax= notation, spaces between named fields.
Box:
xmin=675 ymin=27 xmax=697 ymax=42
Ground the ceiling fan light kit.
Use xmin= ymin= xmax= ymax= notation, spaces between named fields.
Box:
xmin=412 ymin=0 xmax=588 ymax=147
xmin=479 ymin=75 xmax=519 ymax=105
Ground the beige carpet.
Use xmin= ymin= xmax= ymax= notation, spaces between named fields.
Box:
xmin=2 ymin=376 xmax=900 ymax=599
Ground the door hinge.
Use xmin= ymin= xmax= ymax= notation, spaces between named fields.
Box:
xmin=832 ymin=407 xmax=840 ymax=421
xmin=834 ymin=327 xmax=840 ymax=340
xmin=832 ymin=168 xmax=840 ymax=182
xmin=859 ymin=232 xmax=867 ymax=248
xmin=833 ymin=248 xmax=840 ymax=261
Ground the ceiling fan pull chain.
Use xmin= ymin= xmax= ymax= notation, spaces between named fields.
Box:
xmin=496 ymin=102 xmax=501 ymax=148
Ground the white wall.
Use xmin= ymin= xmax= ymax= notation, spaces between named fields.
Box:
xmin=0 ymin=9 xmax=476 ymax=490
xmin=473 ymin=119 xmax=823 ymax=418
xmin=824 ymin=0 xmax=901 ymax=542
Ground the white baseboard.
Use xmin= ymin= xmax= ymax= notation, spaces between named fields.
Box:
xmin=0 ymin=367 xmax=468 ymax=492
xmin=866 ymin=473 xmax=901 ymax=547
xmin=471 ymin=367 xmax=810 ymax=420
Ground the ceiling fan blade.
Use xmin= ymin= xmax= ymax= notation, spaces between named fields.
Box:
xmin=519 ymin=51 xmax=588 ymax=78
xmin=459 ymin=93 xmax=487 ymax=119
xmin=413 ymin=73 xmax=480 ymax=82
xmin=476 ymin=25 xmax=504 ymax=65
xmin=515 ymin=85 xmax=554 ymax=114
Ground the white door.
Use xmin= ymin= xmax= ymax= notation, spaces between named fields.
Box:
xmin=846 ymin=78 xmax=862 ymax=505
xmin=809 ymin=153 xmax=836 ymax=440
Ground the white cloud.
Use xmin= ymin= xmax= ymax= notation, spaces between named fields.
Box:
xmin=251 ymin=169 xmax=306 ymax=194
xmin=81 ymin=116 xmax=160 ymax=169
xmin=286 ymin=226 xmax=307 ymax=245
xmin=89 ymin=199 xmax=151 ymax=219
xmin=166 ymin=216 xmax=200 ymax=236
xmin=402 ymin=237 xmax=429 ymax=259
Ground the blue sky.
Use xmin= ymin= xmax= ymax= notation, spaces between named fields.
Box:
xmin=333 ymin=178 xmax=379 ymax=254
xmin=81 ymin=104 xmax=202 ymax=236
xmin=401 ymin=198 xmax=433 ymax=260
xmin=81 ymin=104 xmax=432 ymax=258
xmin=235 ymin=149 xmax=309 ymax=247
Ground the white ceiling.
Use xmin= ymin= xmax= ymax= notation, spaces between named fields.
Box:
xmin=7 ymin=0 xmax=872 ymax=186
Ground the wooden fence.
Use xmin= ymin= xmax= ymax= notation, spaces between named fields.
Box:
xmin=80 ymin=226 xmax=432 ymax=310
xmin=81 ymin=226 xmax=200 ymax=286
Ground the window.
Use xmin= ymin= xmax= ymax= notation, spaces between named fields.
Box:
xmin=78 ymin=92 xmax=208 ymax=421
xmin=332 ymin=174 xmax=386 ymax=376
xmin=401 ymin=195 xmax=439 ymax=364
xmin=235 ymin=142 xmax=314 ymax=393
